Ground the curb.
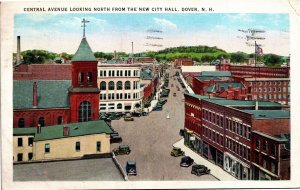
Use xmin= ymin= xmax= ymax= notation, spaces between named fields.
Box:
xmin=112 ymin=152 xmax=129 ymax=181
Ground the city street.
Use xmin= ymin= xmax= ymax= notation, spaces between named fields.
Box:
xmin=111 ymin=68 xmax=218 ymax=181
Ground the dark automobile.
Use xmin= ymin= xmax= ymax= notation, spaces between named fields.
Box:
xmin=142 ymin=111 xmax=148 ymax=116
xmin=153 ymin=106 xmax=163 ymax=111
xmin=132 ymin=112 xmax=142 ymax=117
xmin=126 ymin=160 xmax=137 ymax=176
xmin=180 ymin=156 xmax=194 ymax=167
xmin=191 ymin=164 xmax=211 ymax=176
xmin=124 ymin=113 xmax=134 ymax=121
xmin=107 ymin=112 xmax=122 ymax=120
xmin=158 ymin=99 xmax=167 ymax=105
xmin=110 ymin=135 xmax=122 ymax=144
xmin=113 ymin=145 xmax=131 ymax=155
xmin=170 ymin=147 xmax=185 ymax=157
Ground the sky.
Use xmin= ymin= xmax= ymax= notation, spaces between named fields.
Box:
xmin=14 ymin=13 xmax=290 ymax=55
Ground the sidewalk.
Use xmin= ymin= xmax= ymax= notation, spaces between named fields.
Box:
xmin=173 ymin=139 xmax=237 ymax=181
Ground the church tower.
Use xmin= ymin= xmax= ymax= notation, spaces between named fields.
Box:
xmin=69 ymin=19 xmax=100 ymax=123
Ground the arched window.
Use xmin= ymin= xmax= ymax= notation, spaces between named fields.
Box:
xmin=87 ymin=72 xmax=92 ymax=82
xmin=18 ymin=118 xmax=25 ymax=128
xmin=38 ymin=117 xmax=45 ymax=127
xmin=109 ymin=81 xmax=115 ymax=90
xmin=78 ymin=101 xmax=91 ymax=122
xmin=57 ymin=116 xmax=63 ymax=125
xmin=117 ymin=103 xmax=122 ymax=109
xmin=117 ymin=81 xmax=122 ymax=90
xmin=125 ymin=81 xmax=131 ymax=90
xmin=100 ymin=81 xmax=106 ymax=90
xmin=78 ymin=72 xmax=84 ymax=83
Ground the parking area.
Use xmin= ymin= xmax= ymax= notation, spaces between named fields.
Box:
xmin=111 ymin=68 xmax=217 ymax=181
xmin=13 ymin=158 xmax=124 ymax=181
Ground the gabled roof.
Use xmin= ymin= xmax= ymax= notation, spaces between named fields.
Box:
xmin=72 ymin=37 xmax=96 ymax=61
xmin=14 ymin=80 xmax=71 ymax=109
xmin=200 ymin=71 xmax=231 ymax=77
xmin=140 ymin=69 xmax=152 ymax=80
xmin=13 ymin=120 xmax=114 ymax=141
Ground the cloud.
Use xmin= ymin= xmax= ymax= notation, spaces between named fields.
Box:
xmin=57 ymin=16 xmax=106 ymax=28
xmin=225 ymin=13 xmax=255 ymax=23
xmin=153 ymin=18 xmax=177 ymax=29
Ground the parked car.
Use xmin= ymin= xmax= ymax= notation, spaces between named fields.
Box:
xmin=173 ymin=93 xmax=176 ymax=97
xmin=110 ymin=135 xmax=122 ymax=144
xmin=132 ymin=112 xmax=142 ymax=117
xmin=113 ymin=145 xmax=131 ymax=155
xmin=142 ymin=111 xmax=148 ymax=116
xmin=126 ymin=160 xmax=137 ymax=176
xmin=153 ymin=106 xmax=163 ymax=111
xmin=191 ymin=164 xmax=211 ymax=176
xmin=180 ymin=156 xmax=194 ymax=167
xmin=159 ymin=99 xmax=167 ymax=105
xmin=124 ymin=113 xmax=134 ymax=121
xmin=171 ymin=147 xmax=185 ymax=157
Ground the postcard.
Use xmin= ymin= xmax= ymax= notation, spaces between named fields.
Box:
xmin=1 ymin=0 xmax=300 ymax=189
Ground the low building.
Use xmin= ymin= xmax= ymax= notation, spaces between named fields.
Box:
xmin=174 ymin=58 xmax=193 ymax=68
xmin=13 ymin=120 xmax=113 ymax=162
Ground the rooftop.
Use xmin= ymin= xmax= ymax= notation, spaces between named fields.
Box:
xmin=200 ymin=71 xmax=231 ymax=77
xmin=244 ymin=110 xmax=290 ymax=119
xmin=72 ymin=37 xmax=96 ymax=61
xmin=205 ymin=82 xmax=244 ymax=93
xmin=204 ymin=98 xmax=282 ymax=108
xmin=253 ymin=130 xmax=290 ymax=142
xmin=13 ymin=120 xmax=114 ymax=141
xmin=195 ymin=76 xmax=221 ymax=81
xmin=13 ymin=80 xmax=71 ymax=110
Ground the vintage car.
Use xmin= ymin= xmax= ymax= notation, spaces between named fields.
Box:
xmin=113 ymin=145 xmax=131 ymax=155
xmin=124 ymin=113 xmax=134 ymax=121
xmin=170 ymin=147 xmax=185 ymax=157
xmin=191 ymin=164 xmax=211 ymax=176
xmin=180 ymin=156 xmax=194 ymax=167
xmin=126 ymin=160 xmax=137 ymax=176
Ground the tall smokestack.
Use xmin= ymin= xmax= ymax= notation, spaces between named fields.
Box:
xmin=114 ymin=50 xmax=117 ymax=59
xmin=17 ymin=36 xmax=21 ymax=64
xmin=33 ymin=82 xmax=37 ymax=108
xmin=131 ymin=42 xmax=133 ymax=56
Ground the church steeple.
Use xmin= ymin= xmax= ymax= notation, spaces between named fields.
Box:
xmin=72 ymin=38 xmax=96 ymax=61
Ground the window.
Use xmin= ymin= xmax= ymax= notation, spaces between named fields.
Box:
xmin=117 ymin=70 xmax=119 ymax=76
xmin=256 ymin=138 xmax=260 ymax=149
xmin=128 ymin=70 xmax=131 ymax=76
xmin=125 ymin=81 xmax=131 ymax=90
xmin=262 ymin=158 xmax=267 ymax=169
xmin=100 ymin=70 xmax=103 ymax=77
xmin=100 ymin=81 xmax=106 ymax=90
xmin=278 ymin=88 xmax=281 ymax=92
xmin=78 ymin=72 xmax=84 ymax=83
xmin=28 ymin=137 xmax=34 ymax=146
xmin=76 ymin=142 xmax=80 ymax=151
xmin=96 ymin=141 xmax=101 ymax=152
xmin=18 ymin=118 xmax=25 ymax=128
xmin=103 ymin=70 xmax=106 ymax=77
xmin=78 ymin=101 xmax=91 ymax=122
xmin=108 ymin=70 xmax=111 ymax=77
xmin=57 ymin=116 xmax=63 ymax=125
xmin=271 ymin=161 xmax=276 ymax=173
xmin=45 ymin=143 xmax=50 ymax=153
xmin=117 ymin=81 xmax=122 ymax=90
xmin=87 ymin=72 xmax=92 ymax=82
xmin=269 ymin=88 xmax=271 ymax=92
xmin=128 ymin=93 xmax=131 ymax=99
xmin=18 ymin=138 xmax=23 ymax=147
xmin=28 ymin=153 xmax=33 ymax=160
xmin=120 ymin=70 xmax=123 ymax=76
xmin=271 ymin=144 xmax=276 ymax=156
xmin=117 ymin=103 xmax=122 ymax=109
xmin=108 ymin=81 xmax=115 ymax=90
xmin=116 ymin=93 xmax=119 ymax=99
xmin=38 ymin=117 xmax=45 ymax=127
xmin=17 ymin=153 xmax=23 ymax=161
xmin=108 ymin=93 xmax=112 ymax=100
xmin=273 ymin=88 xmax=276 ymax=92
xmin=112 ymin=70 xmax=115 ymax=77
xmin=263 ymin=141 xmax=268 ymax=152
xmin=125 ymin=70 xmax=128 ymax=76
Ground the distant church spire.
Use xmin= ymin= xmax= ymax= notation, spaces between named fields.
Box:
xmin=81 ymin=18 xmax=90 ymax=38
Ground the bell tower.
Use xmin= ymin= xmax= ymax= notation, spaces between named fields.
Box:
xmin=69 ymin=18 xmax=100 ymax=123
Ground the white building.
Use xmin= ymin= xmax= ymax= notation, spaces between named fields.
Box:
xmin=97 ymin=63 xmax=143 ymax=113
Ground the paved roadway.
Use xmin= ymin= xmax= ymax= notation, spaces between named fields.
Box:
xmin=111 ymin=68 xmax=218 ymax=181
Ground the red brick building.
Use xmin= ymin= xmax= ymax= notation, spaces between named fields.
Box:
xmin=216 ymin=64 xmax=290 ymax=78
xmin=174 ymin=58 xmax=193 ymax=68
xmin=183 ymin=93 xmax=290 ymax=180
xmin=13 ymin=36 xmax=100 ymax=128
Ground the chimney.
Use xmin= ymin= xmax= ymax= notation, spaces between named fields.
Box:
xmin=17 ymin=36 xmax=21 ymax=64
xmin=37 ymin=124 xmax=41 ymax=134
xmin=63 ymin=126 xmax=70 ymax=136
xmin=33 ymin=82 xmax=37 ymax=108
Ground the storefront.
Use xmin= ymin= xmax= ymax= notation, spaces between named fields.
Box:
xmin=183 ymin=129 xmax=202 ymax=154
xmin=224 ymin=152 xmax=250 ymax=180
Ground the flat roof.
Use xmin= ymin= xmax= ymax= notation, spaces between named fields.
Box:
xmin=252 ymin=130 xmax=289 ymax=142
xmin=13 ymin=120 xmax=114 ymax=141
xmin=204 ymin=99 xmax=282 ymax=107
xmin=244 ymin=78 xmax=290 ymax=81
xmin=200 ymin=71 xmax=231 ymax=77
xmin=243 ymin=110 xmax=290 ymax=119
